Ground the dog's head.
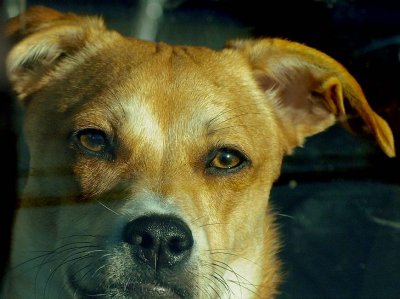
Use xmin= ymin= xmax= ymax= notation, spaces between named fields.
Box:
xmin=5 ymin=6 xmax=395 ymax=299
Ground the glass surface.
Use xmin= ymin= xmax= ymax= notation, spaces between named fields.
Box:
xmin=1 ymin=1 xmax=399 ymax=298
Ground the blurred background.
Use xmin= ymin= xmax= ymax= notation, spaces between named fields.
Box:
xmin=1 ymin=0 xmax=399 ymax=298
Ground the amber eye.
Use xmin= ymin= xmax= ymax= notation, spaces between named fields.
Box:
xmin=207 ymin=147 xmax=248 ymax=174
xmin=74 ymin=128 xmax=112 ymax=158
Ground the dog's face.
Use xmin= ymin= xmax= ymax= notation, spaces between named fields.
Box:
xmin=4 ymin=6 xmax=395 ymax=299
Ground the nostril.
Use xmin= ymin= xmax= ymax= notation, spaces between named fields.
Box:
xmin=132 ymin=232 xmax=154 ymax=249
xmin=168 ymin=236 xmax=193 ymax=254
xmin=123 ymin=215 xmax=194 ymax=269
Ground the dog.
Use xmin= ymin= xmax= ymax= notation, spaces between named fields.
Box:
xmin=2 ymin=5 xmax=395 ymax=299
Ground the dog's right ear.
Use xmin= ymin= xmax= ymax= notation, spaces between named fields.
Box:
xmin=5 ymin=6 xmax=106 ymax=102
xmin=227 ymin=38 xmax=395 ymax=158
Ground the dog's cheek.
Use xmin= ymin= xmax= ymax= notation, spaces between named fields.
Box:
xmin=72 ymin=158 xmax=128 ymax=201
xmin=194 ymin=178 xmax=271 ymax=250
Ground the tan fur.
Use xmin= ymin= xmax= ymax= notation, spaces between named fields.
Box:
xmin=3 ymin=6 xmax=395 ymax=299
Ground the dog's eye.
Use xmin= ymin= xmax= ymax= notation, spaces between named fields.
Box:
xmin=207 ymin=147 xmax=248 ymax=174
xmin=74 ymin=128 xmax=112 ymax=158
xmin=79 ymin=130 xmax=106 ymax=152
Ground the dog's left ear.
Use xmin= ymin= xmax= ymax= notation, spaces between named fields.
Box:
xmin=227 ymin=38 xmax=395 ymax=157
xmin=5 ymin=6 xmax=107 ymax=102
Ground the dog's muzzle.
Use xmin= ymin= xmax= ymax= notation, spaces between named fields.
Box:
xmin=67 ymin=213 xmax=196 ymax=299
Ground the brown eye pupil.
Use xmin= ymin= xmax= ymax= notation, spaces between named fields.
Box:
xmin=78 ymin=130 xmax=107 ymax=152
xmin=211 ymin=148 xmax=243 ymax=169
xmin=217 ymin=152 xmax=237 ymax=167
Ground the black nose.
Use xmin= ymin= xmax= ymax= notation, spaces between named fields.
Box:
xmin=123 ymin=215 xmax=194 ymax=270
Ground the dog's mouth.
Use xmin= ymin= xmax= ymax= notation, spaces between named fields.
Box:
xmin=127 ymin=282 xmax=184 ymax=298
xmin=69 ymin=275 xmax=186 ymax=299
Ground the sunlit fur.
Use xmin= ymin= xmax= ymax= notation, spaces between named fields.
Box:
xmin=2 ymin=6 xmax=394 ymax=299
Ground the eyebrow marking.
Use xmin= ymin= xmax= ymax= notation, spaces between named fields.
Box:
xmin=123 ymin=99 xmax=165 ymax=152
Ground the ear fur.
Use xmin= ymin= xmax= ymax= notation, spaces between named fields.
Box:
xmin=227 ymin=38 xmax=395 ymax=157
xmin=5 ymin=6 xmax=107 ymax=102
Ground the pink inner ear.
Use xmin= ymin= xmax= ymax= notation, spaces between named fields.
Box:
xmin=254 ymin=68 xmax=336 ymax=152
xmin=254 ymin=70 xmax=279 ymax=92
xmin=320 ymin=77 xmax=347 ymax=117
xmin=230 ymin=38 xmax=395 ymax=157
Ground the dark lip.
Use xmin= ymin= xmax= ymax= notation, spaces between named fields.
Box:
xmin=68 ymin=276 xmax=184 ymax=299
xmin=130 ymin=282 xmax=183 ymax=298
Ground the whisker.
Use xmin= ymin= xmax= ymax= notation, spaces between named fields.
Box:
xmin=213 ymin=259 xmax=261 ymax=298
xmin=201 ymin=274 xmax=222 ymax=299
xmin=212 ymin=260 xmax=245 ymax=297
xmin=212 ymin=112 xmax=263 ymax=128
xmin=11 ymin=240 xmax=96 ymax=271
xmin=36 ymin=247 xmax=93 ymax=298
xmin=190 ymin=215 xmax=208 ymax=225
xmin=207 ymin=102 xmax=263 ymax=128
xmin=72 ymin=263 xmax=93 ymax=281
xmin=42 ymin=242 xmax=103 ymax=298
xmin=92 ymin=263 xmax=108 ymax=278
xmin=61 ymin=234 xmax=107 ymax=240
xmin=227 ymin=279 xmax=261 ymax=298
xmin=185 ymin=267 xmax=213 ymax=299
xmin=207 ymin=249 xmax=262 ymax=268
xmin=70 ymin=263 xmax=95 ymax=299
xmin=212 ymin=273 xmax=231 ymax=297
xmin=34 ymin=244 xmax=92 ymax=299
xmin=276 ymin=213 xmax=294 ymax=219
xmin=31 ymin=243 xmax=98 ymax=272
xmin=212 ymin=260 xmax=261 ymax=299
xmin=195 ymin=280 xmax=212 ymax=299
xmin=43 ymin=247 xmax=99 ymax=299
xmin=69 ymin=249 xmax=104 ymax=274
xmin=208 ymin=124 xmax=261 ymax=136
xmin=200 ymin=262 xmax=231 ymax=299
xmin=10 ymin=251 xmax=53 ymax=271
xmin=96 ymin=199 xmax=120 ymax=215
xmin=214 ymin=260 xmax=260 ymax=287
xmin=199 ymin=222 xmax=225 ymax=228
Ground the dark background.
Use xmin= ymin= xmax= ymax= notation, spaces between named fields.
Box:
xmin=1 ymin=0 xmax=399 ymax=298
xmin=0 ymin=0 xmax=17 ymax=288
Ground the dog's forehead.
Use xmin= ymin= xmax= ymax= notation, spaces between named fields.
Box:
xmin=77 ymin=41 xmax=273 ymax=139
xmin=26 ymin=38 xmax=279 ymax=166
xmin=112 ymin=42 xmax=255 ymax=102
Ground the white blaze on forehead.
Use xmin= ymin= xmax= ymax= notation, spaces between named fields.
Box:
xmin=183 ymin=99 xmax=225 ymax=137
xmin=123 ymin=98 xmax=165 ymax=151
